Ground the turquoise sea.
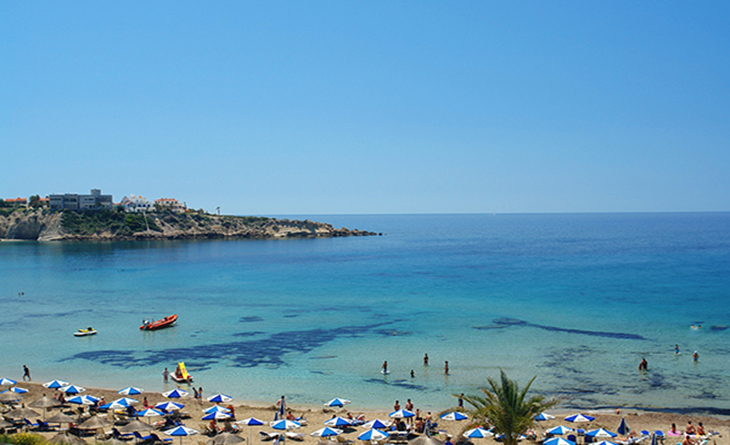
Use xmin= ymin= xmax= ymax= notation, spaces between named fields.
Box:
xmin=2 ymin=213 xmax=730 ymax=414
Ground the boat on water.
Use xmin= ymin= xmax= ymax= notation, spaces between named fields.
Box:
xmin=140 ymin=314 xmax=178 ymax=331
xmin=74 ymin=327 xmax=97 ymax=337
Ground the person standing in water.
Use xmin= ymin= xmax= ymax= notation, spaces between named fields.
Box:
xmin=382 ymin=361 xmax=388 ymax=374
xmin=638 ymin=358 xmax=648 ymax=371
xmin=693 ymin=351 xmax=699 ymax=362
xmin=444 ymin=361 xmax=449 ymax=375
xmin=675 ymin=344 xmax=680 ymax=355
xmin=423 ymin=354 xmax=429 ymax=366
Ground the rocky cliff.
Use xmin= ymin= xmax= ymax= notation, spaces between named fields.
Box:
xmin=0 ymin=209 xmax=377 ymax=241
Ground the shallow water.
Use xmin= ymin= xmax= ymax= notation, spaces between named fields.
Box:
xmin=1 ymin=213 xmax=729 ymax=413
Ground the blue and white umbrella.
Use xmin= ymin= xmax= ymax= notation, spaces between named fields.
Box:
xmin=463 ymin=428 xmax=494 ymax=439
xmin=164 ymin=425 xmax=199 ymax=445
xmin=204 ymin=405 xmax=231 ymax=414
xmin=5 ymin=387 xmax=29 ymax=394
xmin=270 ymin=420 xmax=301 ymax=430
xmin=203 ymin=411 xmax=232 ymax=420
xmin=155 ymin=402 xmax=184 ymax=412
xmin=324 ymin=417 xmax=352 ymax=428
xmin=136 ymin=408 xmax=164 ymax=418
xmin=0 ymin=378 xmax=17 ymax=386
xmin=586 ymin=429 xmax=617 ymax=438
xmin=43 ymin=380 xmax=70 ymax=389
xmin=162 ymin=389 xmax=189 ymax=399
xmin=58 ymin=384 xmax=86 ymax=394
xmin=311 ymin=427 xmax=342 ymax=437
xmin=361 ymin=419 xmax=389 ymax=430
xmin=67 ymin=395 xmax=99 ymax=405
xmin=617 ymin=418 xmax=630 ymax=435
xmin=545 ymin=426 xmax=573 ymax=436
xmin=543 ymin=438 xmax=576 ymax=445
xmin=389 ymin=409 xmax=415 ymax=419
xmin=535 ymin=413 xmax=556 ymax=421
xmin=118 ymin=387 xmax=144 ymax=396
xmin=358 ymin=429 xmax=389 ymax=441
xmin=441 ymin=412 xmax=468 ymax=421
xmin=207 ymin=393 xmax=233 ymax=403
xmin=325 ymin=398 xmax=351 ymax=408
xmin=496 ymin=434 xmax=526 ymax=441
xmin=593 ymin=441 xmax=618 ymax=445
xmin=100 ymin=400 xmax=131 ymax=410
xmin=235 ymin=418 xmax=264 ymax=426
xmin=113 ymin=397 xmax=139 ymax=406
xmin=565 ymin=414 xmax=595 ymax=423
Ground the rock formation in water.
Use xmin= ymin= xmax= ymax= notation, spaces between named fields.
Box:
xmin=0 ymin=209 xmax=377 ymax=241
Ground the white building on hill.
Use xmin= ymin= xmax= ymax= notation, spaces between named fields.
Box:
xmin=120 ymin=195 xmax=153 ymax=213
xmin=154 ymin=198 xmax=187 ymax=213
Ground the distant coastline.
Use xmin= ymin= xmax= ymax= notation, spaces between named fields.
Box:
xmin=0 ymin=208 xmax=378 ymax=241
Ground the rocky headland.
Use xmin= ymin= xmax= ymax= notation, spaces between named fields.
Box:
xmin=0 ymin=209 xmax=378 ymax=241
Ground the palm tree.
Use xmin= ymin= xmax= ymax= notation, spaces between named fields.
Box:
xmin=456 ymin=370 xmax=557 ymax=445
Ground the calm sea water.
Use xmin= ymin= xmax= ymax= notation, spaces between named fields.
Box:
xmin=2 ymin=213 xmax=730 ymax=414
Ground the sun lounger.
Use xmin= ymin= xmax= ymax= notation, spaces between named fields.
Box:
xmin=260 ymin=431 xmax=281 ymax=441
xmin=23 ymin=418 xmax=40 ymax=430
xmin=150 ymin=433 xmax=174 ymax=444
xmin=285 ymin=432 xmax=304 ymax=441
xmin=133 ymin=431 xmax=154 ymax=444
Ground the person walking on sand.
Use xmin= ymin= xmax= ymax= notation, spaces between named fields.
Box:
xmin=22 ymin=365 xmax=30 ymax=381
xmin=276 ymin=395 xmax=286 ymax=417
xmin=162 ymin=367 xmax=169 ymax=383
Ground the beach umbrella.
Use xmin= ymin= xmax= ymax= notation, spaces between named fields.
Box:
xmin=155 ymin=401 xmax=184 ymax=412
xmin=617 ymin=418 xmax=630 ymax=435
xmin=0 ymin=391 xmax=23 ymax=403
xmin=440 ymin=412 xmax=468 ymax=421
xmin=270 ymin=419 xmax=301 ymax=430
xmin=162 ymin=388 xmax=189 ymax=399
xmin=68 ymin=395 xmax=100 ymax=405
xmin=44 ymin=380 xmax=70 ymax=389
xmin=6 ymin=406 xmax=41 ymax=419
xmin=207 ymin=393 xmax=233 ymax=403
xmin=58 ymin=384 xmax=86 ymax=394
xmin=135 ymin=408 xmax=165 ymax=421
xmin=592 ymin=442 xmax=617 ymax=445
xmin=358 ymin=429 xmax=389 ymax=441
xmin=564 ymin=414 xmax=594 ymax=423
xmin=535 ymin=413 xmax=556 ymax=421
xmin=389 ymin=409 xmax=415 ymax=419
xmin=204 ymin=405 xmax=231 ymax=414
xmin=7 ymin=387 xmax=29 ymax=394
xmin=47 ymin=412 xmax=77 ymax=424
xmin=495 ymin=434 xmax=526 ymax=441
xmin=324 ymin=417 xmax=352 ymax=428
xmin=100 ymin=400 xmax=130 ymax=410
xmin=543 ymin=438 xmax=576 ymax=445
xmin=165 ymin=426 xmax=199 ymax=445
xmin=236 ymin=417 xmax=265 ymax=444
xmin=49 ymin=432 xmax=87 ymax=445
xmin=463 ymin=428 xmax=494 ymax=439
xmin=79 ymin=415 xmax=112 ymax=430
xmin=311 ymin=427 xmax=342 ymax=437
xmin=118 ymin=387 xmax=144 ymax=396
xmin=0 ymin=378 xmax=17 ymax=386
xmin=203 ymin=411 xmax=232 ymax=420
xmin=113 ymin=397 xmax=139 ymax=406
xmin=30 ymin=395 xmax=61 ymax=420
xmin=362 ymin=419 xmax=389 ymax=430
xmin=409 ymin=437 xmax=444 ymax=445
xmin=586 ymin=429 xmax=617 ymax=438
xmin=325 ymin=398 xmax=351 ymax=408
xmin=208 ymin=432 xmax=245 ymax=445
xmin=121 ymin=419 xmax=155 ymax=433
xmin=546 ymin=426 xmax=573 ymax=436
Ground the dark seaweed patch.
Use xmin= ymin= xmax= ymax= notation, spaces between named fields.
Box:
xmin=63 ymin=322 xmax=391 ymax=370
xmin=479 ymin=318 xmax=646 ymax=340
xmin=239 ymin=316 xmax=263 ymax=323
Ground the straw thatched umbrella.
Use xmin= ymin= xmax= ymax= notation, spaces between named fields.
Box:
xmin=49 ymin=432 xmax=87 ymax=445
xmin=47 ymin=412 xmax=77 ymax=425
xmin=5 ymin=406 xmax=41 ymax=419
xmin=120 ymin=419 xmax=154 ymax=433
xmin=0 ymin=391 xmax=23 ymax=403
xmin=30 ymin=395 xmax=61 ymax=420
xmin=207 ymin=432 xmax=245 ymax=445
xmin=409 ymin=436 xmax=445 ymax=445
xmin=79 ymin=415 xmax=112 ymax=430
xmin=0 ymin=418 xmax=12 ymax=428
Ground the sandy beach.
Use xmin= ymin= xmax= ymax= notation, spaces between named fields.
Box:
xmin=2 ymin=381 xmax=728 ymax=445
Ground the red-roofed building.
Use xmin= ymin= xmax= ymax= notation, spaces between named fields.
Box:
xmin=154 ymin=198 xmax=187 ymax=213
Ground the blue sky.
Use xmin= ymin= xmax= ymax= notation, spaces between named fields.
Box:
xmin=2 ymin=1 xmax=728 ymax=214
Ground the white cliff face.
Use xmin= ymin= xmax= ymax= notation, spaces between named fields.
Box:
xmin=0 ymin=210 xmax=375 ymax=241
